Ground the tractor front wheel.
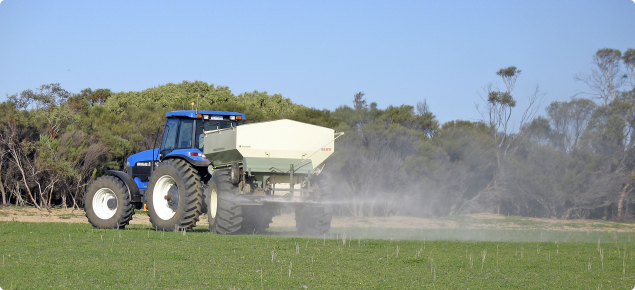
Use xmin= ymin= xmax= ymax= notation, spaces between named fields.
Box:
xmin=147 ymin=159 xmax=203 ymax=231
xmin=85 ymin=176 xmax=135 ymax=229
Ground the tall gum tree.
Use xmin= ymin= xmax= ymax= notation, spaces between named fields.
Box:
xmin=576 ymin=48 xmax=626 ymax=105
xmin=466 ymin=66 xmax=543 ymax=214
xmin=575 ymin=48 xmax=635 ymax=220
xmin=616 ymin=52 xmax=635 ymax=219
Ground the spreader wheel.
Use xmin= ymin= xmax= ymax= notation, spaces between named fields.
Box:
xmin=295 ymin=204 xmax=332 ymax=236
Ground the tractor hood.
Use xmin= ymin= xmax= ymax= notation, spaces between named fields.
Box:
xmin=127 ymin=148 xmax=159 ymax=167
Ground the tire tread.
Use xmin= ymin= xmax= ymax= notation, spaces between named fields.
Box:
xmin=147 ymin=159 xmax=203 ymax=231
xmin=85 ymin=176 xmax=135 ymax=229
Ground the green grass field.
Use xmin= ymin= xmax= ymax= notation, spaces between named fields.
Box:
xmin=1 ymin=222 xmax=635 ymax=289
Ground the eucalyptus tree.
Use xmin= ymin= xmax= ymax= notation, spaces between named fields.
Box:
xmin=576 ymin=48 xmax=626 ymax=105
xmin=8 ymin=83 xmax=74 ymax=140
xmin=624 ymin=49 xmax=635 ymax=89
xmin=545 ymin=98 xmax=597 ymax=152
xmin=470 ymin=66 xmax=543 ymax=214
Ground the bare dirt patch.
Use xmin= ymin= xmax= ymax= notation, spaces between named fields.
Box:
xmin=1 ymin=206 xmax=634 ymax=232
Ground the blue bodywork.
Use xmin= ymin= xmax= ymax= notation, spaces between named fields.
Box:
xmin=126 ymin=148 xmax=159 ymax=191
xmin=126 ymin=147 xmax=210 ymax=191
xmin=127 ymin=148 xmax=159 ymax=167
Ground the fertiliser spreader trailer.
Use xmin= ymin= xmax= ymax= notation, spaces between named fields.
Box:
xmin=85 ymin=110 xmax=341 ymax=235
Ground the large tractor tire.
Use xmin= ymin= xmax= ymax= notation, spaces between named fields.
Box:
xmin=295 ymin=204 xmax=333 ymax=236
xmin=208 ymin=169 xmax=247 ymax=234
xmin=85 ymin=176 xmax=135 ymax=229
xmin=146 ymin=159 xmax=203 ymax=231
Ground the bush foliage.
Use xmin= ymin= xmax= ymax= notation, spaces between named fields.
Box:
xmin=1 ymin=48 xmax=635 ymax=220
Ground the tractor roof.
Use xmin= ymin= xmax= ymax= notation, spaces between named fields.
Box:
xmin=166 ymin=110 xmax=246 ymax=120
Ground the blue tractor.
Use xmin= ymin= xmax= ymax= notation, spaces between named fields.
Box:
xmin=85 ymin=110 xmax=339 ymax=234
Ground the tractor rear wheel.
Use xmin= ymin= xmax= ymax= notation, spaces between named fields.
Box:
xmin=85 ymin=176 xmax=135 ymax=229
xmin=295 ymin=204 xmax=333 ymax=236
xmin=147 ymin=159 xmax=203 ymax=231
xmin=208 ymin=169 xmax=245 ymax=234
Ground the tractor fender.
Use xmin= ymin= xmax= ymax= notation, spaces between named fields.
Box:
xmin=105 ymin=170 xmax=143 ymax=203
xmin=163 ymin=154 xmax=211 ymax=168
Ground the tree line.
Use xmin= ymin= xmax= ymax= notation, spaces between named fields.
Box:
xmin=1 ymin=48 xmax=634 ymax=220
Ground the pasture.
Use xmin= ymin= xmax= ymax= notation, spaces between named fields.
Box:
xmin=1 ymin=219 xmax=635 ymax=289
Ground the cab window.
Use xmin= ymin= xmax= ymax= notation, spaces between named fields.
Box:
xmin=176 ymin=119 xmax=194 ymax=149
xmin=160 ymin=118 xmax=179 ymax=155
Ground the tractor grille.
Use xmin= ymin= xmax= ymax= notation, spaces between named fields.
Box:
xmin=130 ymin=163 xmax=152 ymax=181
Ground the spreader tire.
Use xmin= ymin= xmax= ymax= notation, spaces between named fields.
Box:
xmin=295 ymin=204 xmax=333 ymax=236
xmin=147 ymin=159 xmax=203 ymax=231
xmin=208 ymin=169 xmax=246 ymax=234
xmin=85 ymin=176 xmax=135 ymax=229
xmin=240 ymin=205 xmax=276 ymax=234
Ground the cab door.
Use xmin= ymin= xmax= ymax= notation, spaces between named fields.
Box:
xmin=159 ymin=118 xmax=180 ymax=158
xmin=160 ymin=118 xmax=197 ymax=159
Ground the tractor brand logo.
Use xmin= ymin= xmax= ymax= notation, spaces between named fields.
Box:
xmin=136 ymin=162 xmax=152 ymax=167
xmin=321 ymin=148 xmax=332 ymax=151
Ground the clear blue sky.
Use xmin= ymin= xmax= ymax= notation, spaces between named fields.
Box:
xmin=1 ymin=0 xmax=634 ymax=125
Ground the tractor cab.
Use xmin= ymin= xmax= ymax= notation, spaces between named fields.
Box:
xmin=159 ymin=110 xmax=245 ymax=159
